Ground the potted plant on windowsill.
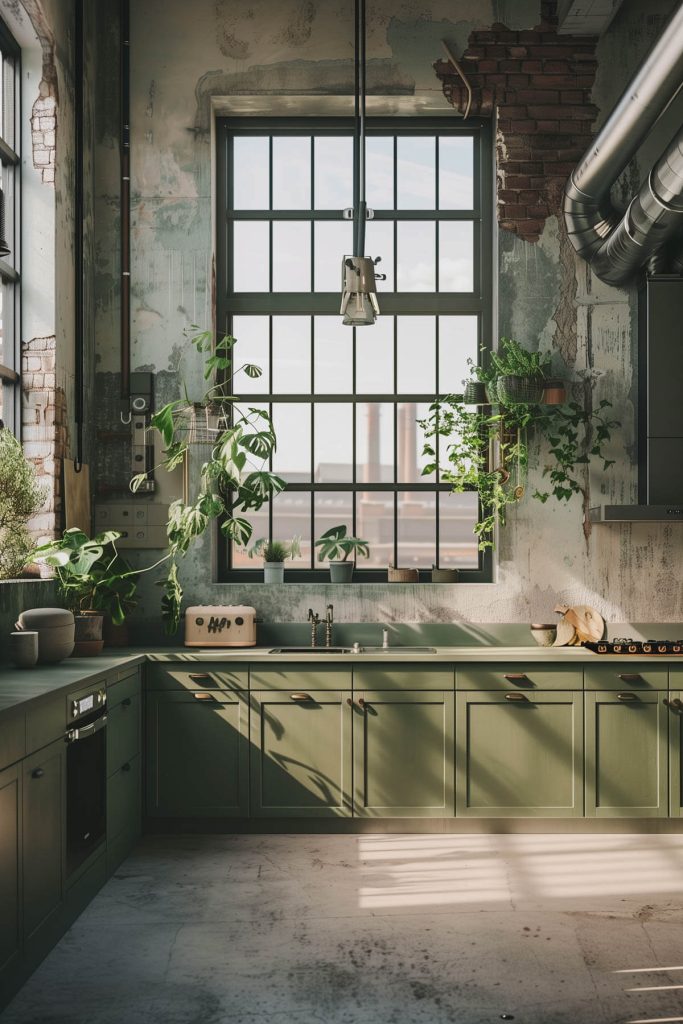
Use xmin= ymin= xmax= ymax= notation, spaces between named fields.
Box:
xmin=314 ymin=525 xmax=369 ymax=583
xmin=33 ymin=528 xmax=138 ymax=655
xmin=491 ymin=337 xmax=551 ymax=406
xmin=248 ymin=536 xmax=302 ymax=583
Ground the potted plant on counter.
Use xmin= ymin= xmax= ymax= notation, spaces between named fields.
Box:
xmin=34 ymin=528 xmax=138 ymax=655
xmin=248 ymin=536 xmax=302 ymax=583
xmin=314 ymin=525 xmax=369 ymax=582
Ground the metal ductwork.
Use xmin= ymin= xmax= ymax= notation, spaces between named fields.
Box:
xmin=564 ymin=3 xmax=683 ymax=285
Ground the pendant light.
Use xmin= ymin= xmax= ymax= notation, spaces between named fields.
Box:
xmin=340 ymin=0 xmax=384 ymax=326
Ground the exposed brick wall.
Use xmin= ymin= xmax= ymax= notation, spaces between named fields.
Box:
xmin=22 ymin=336 xmax=67 ymax=539
xmin=31 ymin=95 xmax=57 ymax=185
xmin=434 ymin=1 xmax=598 ymax=242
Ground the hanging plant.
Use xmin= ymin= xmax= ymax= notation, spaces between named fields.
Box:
xmin=130 ymin=328 xmax=284 ymax=632
xmin=421 ymin=338 xmax=620 ymax=549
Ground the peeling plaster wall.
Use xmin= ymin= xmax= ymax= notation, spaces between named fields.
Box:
xmin=93 ymin=0 xmax=683 ymax=629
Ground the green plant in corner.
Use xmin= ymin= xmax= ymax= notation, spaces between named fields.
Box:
xmin=33 ymin=528 xmax=138 ymax=624
xmin=130 ymin=328 xmax=284 ymax=632
xmin=0 ymin=427 xmax=47 ymax=580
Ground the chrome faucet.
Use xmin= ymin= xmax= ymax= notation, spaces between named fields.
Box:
xmin=308 ymin=608 xmax=321 ymax=647
xmin=325 ymin=604 xmax=334 ymax=648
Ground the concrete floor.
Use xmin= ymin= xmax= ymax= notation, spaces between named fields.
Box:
xmin=4 ymin=834 xmax=683 ymax=1024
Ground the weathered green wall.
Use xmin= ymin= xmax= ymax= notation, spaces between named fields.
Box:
xmin=93 ymin=0 xmax=683 ymax=629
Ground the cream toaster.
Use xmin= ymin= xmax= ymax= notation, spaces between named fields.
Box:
xmin=184 ymin=605 xmax=257 ymax=647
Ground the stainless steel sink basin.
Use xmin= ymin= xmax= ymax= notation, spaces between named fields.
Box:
xmin=268 ymin=647 xmax=353 ymax=654
xmin=267 ymin=645 xmax=437 ymax=655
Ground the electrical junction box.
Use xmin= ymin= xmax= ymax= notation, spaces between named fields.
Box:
xmin=94 ymin=503 xmax=169 ymax=549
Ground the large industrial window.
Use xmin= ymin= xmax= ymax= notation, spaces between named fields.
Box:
xmin=216 ymin=118 xmax=493 ymax=582
xmin=0 ymin=16 xmax=20 ymax=434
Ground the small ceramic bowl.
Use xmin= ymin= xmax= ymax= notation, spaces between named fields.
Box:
xmin=530 ymin=623 xmax=557 ymax=647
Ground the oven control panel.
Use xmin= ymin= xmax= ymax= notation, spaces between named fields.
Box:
xmin=69 ymin=688 xmax=106 ymax=722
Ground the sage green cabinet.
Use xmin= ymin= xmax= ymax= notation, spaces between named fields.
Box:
xmin=456 ymin=691 xmax=583 ymax=817
xmin=667 ymin=689 xmax=683 ymax=816
xmin=585 ymin=691 xmax=668 ymax=817
xmin=353 ymin=690 xmax=455 ymax=817
xmin=0 ymin=764 xmax=21 ymax=978
xmin=250 ymin=691 xmax=352 ymax=817
xmin=22 ymin=739 xmax=64 ymax=941
xmin=146 ymin=690 xmax=248 ymax=817
xmin=107 ymin=673 xmax=142 ymax=872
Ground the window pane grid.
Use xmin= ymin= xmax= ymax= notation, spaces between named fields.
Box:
xmin=219 ymin=119 xmax=490 ymax=580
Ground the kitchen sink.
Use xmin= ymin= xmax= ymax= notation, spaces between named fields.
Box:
xmin=268 ymin=646 xmax=353 ymax=654
xmin=267 ymin=645 xmax=437 ymax=655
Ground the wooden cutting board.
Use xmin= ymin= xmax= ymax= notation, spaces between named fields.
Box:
xmin=63 ymin=460 xmax=91 ymax=535
xmin=554 ymin=603 xmax=605 ymax=644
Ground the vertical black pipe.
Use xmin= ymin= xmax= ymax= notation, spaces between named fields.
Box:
xmin=120 ymin=0 xmax=130 ymax=401
xmin=356 ymin=0 xmax=367 ymax=256
xmin=73 ymin=0 xmax=84 ymax=470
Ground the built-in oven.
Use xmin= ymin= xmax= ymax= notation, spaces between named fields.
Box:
xmin=65 ymin=685 xmax=107 ymax=877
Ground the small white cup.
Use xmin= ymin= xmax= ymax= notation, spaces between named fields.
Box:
xmin=9 ymin=631 xmax=39 ymax=669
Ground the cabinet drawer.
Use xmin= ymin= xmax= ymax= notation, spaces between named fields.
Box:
xmin=0 ymin=711 xmax=25 ymax=772
xmin=107 ymin=754 xmax=141 ymax=842
xmin=584 ymin=664 xmax=667 ymax=691
xmin=107 ymin=671 xmax=140 ymax=708
xmin=146 ymin=664 xmax=248 ymax=692
xmin=353 ymin=666 xmax=454 ymax=691
xmin=107 ymin=692 xmax=141 ymax=776
xmin=250 ymin=665 xmax=352 ymax=691
xmin=457 ymin=664 xmax=583 ymax=691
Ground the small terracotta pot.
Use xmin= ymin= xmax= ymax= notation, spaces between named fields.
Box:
xmin=73 ymin=612 xmax=104 ymax=656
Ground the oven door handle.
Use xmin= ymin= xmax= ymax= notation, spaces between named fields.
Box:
xmin=66 ymin=713 xmax=107 ymax=743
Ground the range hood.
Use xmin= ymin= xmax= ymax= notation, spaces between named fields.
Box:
xmin=589 ymin=276 xmax=683 ymax=523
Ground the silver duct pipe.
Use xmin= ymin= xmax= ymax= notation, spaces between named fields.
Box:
xmin=564 ymin=3 xmax=683 ymax=285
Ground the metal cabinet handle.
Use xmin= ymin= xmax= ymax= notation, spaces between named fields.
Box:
xmin=121 ymin=762 xmax=131 ymax=772
xmin=504 ymin=692 xmax=528 ymax=702
xmin=31 ymin=767 xmax=45 ymax=779
xmin=618 ymin=674 xmax=642 ymax=682
xmin=290 ymin=693 xmax=313 ymax=702
xmin=121 ymin=697 xmax=132 ymax=707
xmin=193 ymin=692 xmax=217 ymax=702
xmin=189 ymin=673 xmax=212 ymax=682
xmin=617 ymin=692 xmax=638 ymax=701
xmin=504 ymin=673 xmax=529 ymax=682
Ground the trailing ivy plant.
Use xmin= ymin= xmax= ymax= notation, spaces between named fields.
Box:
xmin=420 ymin=341 xmax=620 ymax=550
xmin=130 ymin=328 xmax=284 ymax=633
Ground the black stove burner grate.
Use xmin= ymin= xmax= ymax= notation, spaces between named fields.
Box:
xmin=583 ymin=638 xmax=683 ymax=655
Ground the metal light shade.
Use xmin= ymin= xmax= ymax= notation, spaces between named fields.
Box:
xmin=340 ymin=256 xmax=380 ymax=326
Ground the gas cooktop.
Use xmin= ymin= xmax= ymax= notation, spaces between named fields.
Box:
xmin=584 ymin=638 xmax=683 ymax=655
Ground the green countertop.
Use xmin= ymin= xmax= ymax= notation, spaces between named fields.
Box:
xmin=1 ymin=643 xmax=682 ymax=717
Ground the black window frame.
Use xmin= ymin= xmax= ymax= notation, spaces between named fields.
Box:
xmin=0 ymin=15 xmax=21 ymax=435
xmin=216 ymin=116 xmax=493 ymax=583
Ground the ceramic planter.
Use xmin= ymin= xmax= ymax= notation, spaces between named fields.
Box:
xmin=264 ymin=561 xmax=285 ymax=584
xmin=542 ymin=381 xmax=567 ymax=405
xmin=102 ymin=616 xmax=130 ymax=647
xmin=73 ymin=611 xmax=104 ymax=657
xmin=329 ymin=560 xmax=354 ymax=583
xmin=497 ymin=375 xmax=544 ymax=405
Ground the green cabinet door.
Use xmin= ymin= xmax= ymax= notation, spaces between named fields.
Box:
xmin=668 ymin=691 xmax=683 ymax=816
xmin=107 ymin=755 xmax=141 ymax=873
xmin=146 ymin=690 xmax=248 ymax=817
xmin=456 ymin=691 xmax=583 ymax=817
xmin=22 ymin=739 xmax=64 ymax=941
xmin=0 ymin=764 xmax=20 ymax=978
xmin=585 ymin=691 xmax=667 ymax=817
xmin=353 ymin=691 xmax=455 ymax=817
xmin=107 ymin=692 xmax=141 ymax=778
xmin=250 ymin=691 xmax=352 ymax=817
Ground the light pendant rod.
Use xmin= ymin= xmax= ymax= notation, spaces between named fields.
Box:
xmin=353 ymin=0 xmax=367 ymax=257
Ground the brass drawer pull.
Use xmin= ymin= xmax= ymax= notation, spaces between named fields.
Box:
xmin=504 ymin=673 xmax=528 ymax=682
xmin=193 ymin=692 xmax=217 ymax=702
xmin=617 ymin=692 xmax=638 ymax=702
xmin=618 ymin=673 xmax=642 ymax=682
xmin=189 ymin=673 xmax=212 ymax=682
xmin=290 ymin=693 xmax=313 ymax=702
xmin=504 ymin=692 xmax=528 ymax=702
